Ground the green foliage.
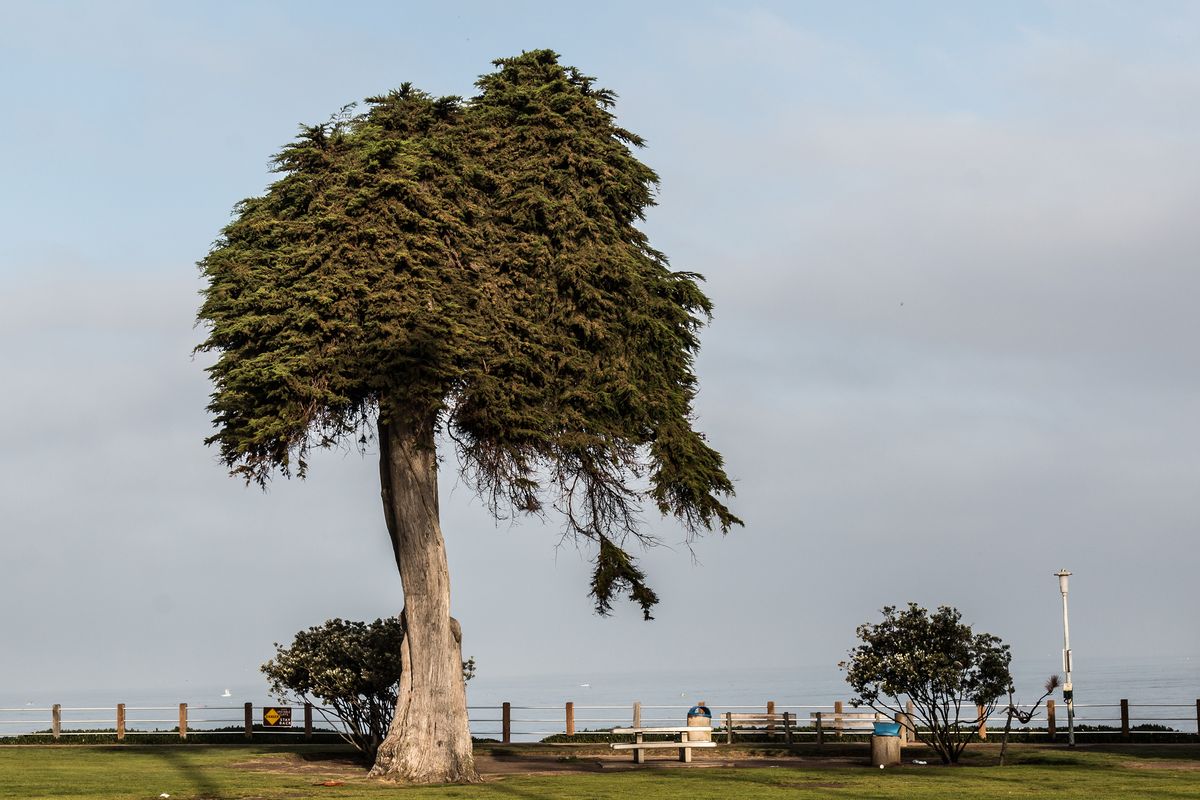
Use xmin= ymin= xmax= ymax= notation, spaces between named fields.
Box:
xmin=260 ymin=617 xmax=474 ymax=762
xmin=196 ymin=50 xmax=741 ymax=618
xmin=842 ymin=603 xmax=1012 ymax=764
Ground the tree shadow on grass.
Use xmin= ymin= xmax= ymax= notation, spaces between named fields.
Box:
xmin=484 ymin=780 xmax=555 ymax=800
xmin=138 ymin=747 xmax=223 ymax=799
xmin=1080 ymin=743 xmax=1200 ymax=762
xmin=294 ymin=747 xmax=371 ymax=768
xmin=690 ymin=768 xmax=848 ymax=791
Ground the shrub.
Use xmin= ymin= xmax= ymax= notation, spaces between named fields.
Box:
xmin=842 ymin=603 xmax=1012 ymax=764
xmin=261 ymin=617 xmax=474 ymax=763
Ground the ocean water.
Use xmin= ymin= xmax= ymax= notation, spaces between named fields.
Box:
xmin=2 ymin=656 xmax=1196 ymax=740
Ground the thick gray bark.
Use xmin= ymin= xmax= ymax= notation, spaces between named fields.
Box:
xmin=369 ymin=408 xmax=478 ymax=784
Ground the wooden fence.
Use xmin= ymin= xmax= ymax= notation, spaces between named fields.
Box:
xmin=472 ymin=698 xmax=1200 ymax=743
xmin=2 ymin=697 xmax=1198 ymax=743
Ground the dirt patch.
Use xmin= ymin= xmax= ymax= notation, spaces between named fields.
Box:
xmin=1121 ymin=760 xmax=1200 ymax=771
xmin=475 ymin=753 xmax=620 ymax=777
xmin=222 ymin=744 xmax=1200 ymax=783
xmin=230 ymin=746 xmax=879 ymax=780
xmin=232 ymin=752 xmax=366 ymax=778
xmin=475 ymin=752 xmax=867 ymax=776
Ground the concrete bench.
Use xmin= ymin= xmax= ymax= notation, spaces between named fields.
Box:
xmin=723 ymin=712 xmax=798 ymax=744
xmin=809 ymin=710 xmax=890 ymax=744
xmin=610 ymin=726 xmax=716 ymax=763
xmin=723 ymin=710 xmax=884 ymax=744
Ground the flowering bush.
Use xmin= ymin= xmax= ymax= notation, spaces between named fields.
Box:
xmin=842 ymin=603 xmax=1011 ymax=764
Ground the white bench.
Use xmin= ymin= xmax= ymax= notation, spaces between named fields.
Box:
xmin=723 ymin=712 xmax=797 ymax=744
xmin=810 ymin=710 xmax=887 ymax=744
xmin=610 ymin=726 xmax=716 ymax=763
xmin=722 ymin=710 xmax=884 ymax=744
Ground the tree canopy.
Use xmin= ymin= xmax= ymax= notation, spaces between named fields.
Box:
xmin=197 ymin=50 xmax=741 ymax=619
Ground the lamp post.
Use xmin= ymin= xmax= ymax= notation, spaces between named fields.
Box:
xmin=1054 ymin=569 xmax=1075 ymax=746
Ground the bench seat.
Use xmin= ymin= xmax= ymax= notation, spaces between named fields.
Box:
xmin=611 ymin=741 xmax=717 ymax=750
xmin=609 ymin=725 xmax=715 ymax=763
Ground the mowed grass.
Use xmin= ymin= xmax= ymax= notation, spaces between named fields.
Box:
xmin=1 ymin=744 xmax=1199 ymax=799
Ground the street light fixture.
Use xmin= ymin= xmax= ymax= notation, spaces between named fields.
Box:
xmin=1054 ymin=569 xmax=1075 ymax=747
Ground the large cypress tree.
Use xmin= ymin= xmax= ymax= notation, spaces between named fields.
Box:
xmin=197 ymin=50 xmax=740 ymax=783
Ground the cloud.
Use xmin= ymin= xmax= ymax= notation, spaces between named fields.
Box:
xmin=4 ymin=5 xmax=1200 ymax=694
xmin=644 ymin=33 xmax=1200 ymax=388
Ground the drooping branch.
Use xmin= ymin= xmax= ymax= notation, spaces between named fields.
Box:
xmin=998 ymin=675 xmax=1061 ymax=765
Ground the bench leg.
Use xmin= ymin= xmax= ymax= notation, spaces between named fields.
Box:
xmin=634 ymin=732 xmax=644 ymax=764
xmin=679 ymin=732 xmax=692 ymax=763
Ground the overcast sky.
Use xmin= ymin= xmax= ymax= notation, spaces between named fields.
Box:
xmin=2 ymin=1 xmax=1198 ymax=698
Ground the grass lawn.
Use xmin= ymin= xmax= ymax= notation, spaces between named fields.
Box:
xmin=0 ymin=744 xmax=1198 ymax=799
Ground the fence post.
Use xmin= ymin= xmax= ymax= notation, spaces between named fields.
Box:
xmin=1196 ymin=699 xmax=1199 ymax=736
xmin=305 ymin=703 xmax=313 ymax=741
xmin=178 ymin=703 xmax=187 ymax=740
xmin=767 ymin=700 xmax=775 ymax=737
xmin=815 ymin=711 xmax=824 ymax=745
xmin=502 ymin=702 xmax=511 ymax=744
xmin=726 ymin=711 xmax=733 ymax=745
xmin=1120 ymin=699 xmax=1130 ymax=739
xmin=52 ymin=704 xmax=61 ymax=741
xmin=783 ymin=711 xmax=794 ymax=745
xmin=632 ymin=701 xmax=641 ymax=728
xmin=565 ymin=702 xmax=574 ymax=736
xmin=834 ymin=701 xmax=843 ymax=737
xmin=1047 ymin=699 xmax=1056 ymax=742
xmin=977 ymin=703 xmax=987 ymax=739
xmin=244 ymin=703 xmax=253 ymax=739
xmin=117 ymin=704 xmax=125 ymax=742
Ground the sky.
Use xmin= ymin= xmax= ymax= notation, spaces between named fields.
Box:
xmin=2 ymin=1 xmax=1198 ymax=699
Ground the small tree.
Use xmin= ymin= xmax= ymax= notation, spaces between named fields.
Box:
xmin=997 ymin=674 xmax=1060 ymax=765
xmin=261 ymin=617 xmax=474 ymax=763
xmin=842 ymin=603 xmax=1012 ymax=764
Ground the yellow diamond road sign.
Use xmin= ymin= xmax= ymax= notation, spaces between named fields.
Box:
xmin=262 ymin=707 xmax=292 ymax=727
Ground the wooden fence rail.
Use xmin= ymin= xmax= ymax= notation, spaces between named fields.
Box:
xmin=2 ymin=697 xmax=1198 ymax=742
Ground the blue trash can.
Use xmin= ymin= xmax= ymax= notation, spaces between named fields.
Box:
xmin=687 ymin=701 xmax=712 ymax=742
xmin=873 ymin=721 xmax=901 ymax=737
xmin=871 ymin=720 xmax=902 ymax=767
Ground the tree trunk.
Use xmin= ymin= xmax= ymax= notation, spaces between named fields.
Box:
xmin=999 ymin=711 xmax=1014 ymax=766
xmin=369 ymin=408 xmax=478 ymax=784
xmin=998 ymin=693 xmax=1015 ymax=766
